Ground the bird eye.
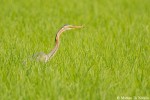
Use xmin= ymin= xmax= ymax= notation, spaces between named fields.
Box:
xmin=64 ymin=24 xmax=69 ymax=26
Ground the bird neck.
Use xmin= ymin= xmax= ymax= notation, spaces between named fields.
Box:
xmin=46 ymin=40 xmax=59 ymax=61
xmin=55 ymin=28 xmax=65 ymax=42
xmin=46 ymin=27 xmax=65 ymax=62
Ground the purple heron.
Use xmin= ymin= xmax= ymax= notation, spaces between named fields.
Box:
xmin=34 ymin=25 xmax=83 ymax=62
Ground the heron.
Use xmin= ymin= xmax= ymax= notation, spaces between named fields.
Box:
xmin=34 ymin=24 xmax=83 ymax=62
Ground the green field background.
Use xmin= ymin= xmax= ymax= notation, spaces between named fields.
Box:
xmin=0 ymin=0 xmax=150 ymax=100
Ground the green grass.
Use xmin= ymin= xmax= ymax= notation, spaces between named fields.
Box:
xmin=0 ymin=0 xmax=150 ymax=99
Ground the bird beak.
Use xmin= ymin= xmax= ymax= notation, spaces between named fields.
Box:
xmin=69 ymin=25 xmax=83 ymax=29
